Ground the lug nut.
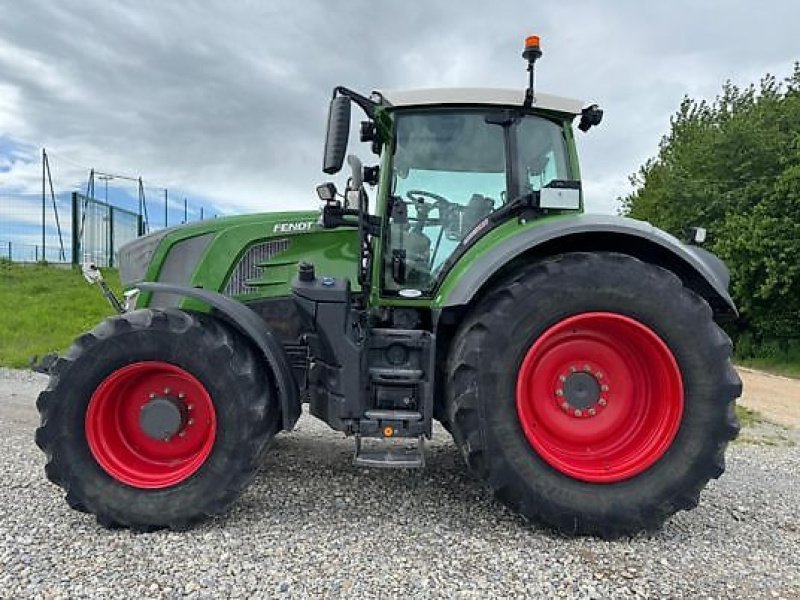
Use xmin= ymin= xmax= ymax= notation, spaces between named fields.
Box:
xmin=574 ymin=409 xmax=582 ymax=417
xmin=187 ymin=403 xmax=194 ymax=411
xmin=598 ymin=398 xmax=607 ymax=406
xmin=569 ymin=366 xmax=577 ymax=373
xmin=163 ymin=388 xmax=171 ymax=395
xmin=178 ymin=392 xmax=185 ymax=399
xmin=188 ymin=418 xmax=195 ymax=426
xmin=588 ymin=408 xmax=596 ymax=416
xmin=149 ymin=393 xmax=155 ymax=399
xmin=558 ymin=375 xmax=567 ymax=382
xmin=583 ymin=364 xmax=591 ymax=372
xmin=596 ymin=372 xmax=603 ymax=379
xmin=601 ymin=384 xmax=609 ymax=392
xmin=561 ymin=402 xmax=569 ymax=410
xmin=179 ymin=431 xmax=186 ymax=438
xmin=555 ymin=389 xmax=564 ymax=397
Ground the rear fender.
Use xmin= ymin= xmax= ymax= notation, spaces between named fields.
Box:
xmin=439 ymin=215 xmax=737 ymax=317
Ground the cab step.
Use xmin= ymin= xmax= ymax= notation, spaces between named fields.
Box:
xmin=353 ymin=435 xmax=425 ymax=469
xmin=364 ymin=409 xmax=422 ymax=422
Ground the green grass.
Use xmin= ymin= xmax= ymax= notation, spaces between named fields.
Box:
xmin=734 ymin=335 xmax=800 ymax=379
xmin=0 ymin=261 xmax=121 ymax=368
xmin=737 ymin=356 xmax=800 ymax=379
xmin=735 ymin=404 xmax=764 ymax=428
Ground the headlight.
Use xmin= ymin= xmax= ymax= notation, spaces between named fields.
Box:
xmin=118 ymin=230 xmax=170 ymax=287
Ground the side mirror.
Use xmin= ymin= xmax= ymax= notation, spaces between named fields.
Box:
xmin=578 ymin=104 xmax=603 ymax=132
xmin=323 ymin=95 xmax=351 ymax=174
xmin=316 ymin=182 xmax=338 ymax=203
xmin=344 ymin=155 xmax=363 ymax=210
xmin=686 ymin=226 xmax=707 ymax=246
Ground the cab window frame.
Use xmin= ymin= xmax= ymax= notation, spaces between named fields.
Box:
xmin=380 ymin=106 xmax=575 ymax=299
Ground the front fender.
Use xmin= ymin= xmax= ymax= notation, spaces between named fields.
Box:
xmin=137 ymin=282 xmax=301 ymax=430
xmin=437 ymin=215 xmax=737 ymax=316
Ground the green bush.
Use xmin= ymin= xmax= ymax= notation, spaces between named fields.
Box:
xmin=622 ymin=64 xmax=800 ymax=353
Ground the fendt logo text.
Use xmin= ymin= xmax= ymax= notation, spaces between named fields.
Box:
xmin=273 ymin=221 xmax=316 ymax=233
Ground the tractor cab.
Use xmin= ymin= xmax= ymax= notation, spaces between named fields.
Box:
xmin=316 ymin=36 xmax=602 ymax=303
xmin=378 ymin=92 xmax=581 ymax=294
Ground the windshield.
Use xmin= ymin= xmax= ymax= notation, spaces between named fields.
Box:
xmin=385 ymin=109 xmax=573 ymax=294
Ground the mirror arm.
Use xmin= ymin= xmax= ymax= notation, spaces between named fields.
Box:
xmin=333 ymin=86 xmax=378 ymax=119
xmin=321 ymin=204 xmax=381 ymax=237
xmin=488 ymin=192 xmax=539 ymax=224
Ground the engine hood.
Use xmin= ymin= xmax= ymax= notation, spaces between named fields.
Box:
xmin=125 ymin=209 xmax=360 ymax=307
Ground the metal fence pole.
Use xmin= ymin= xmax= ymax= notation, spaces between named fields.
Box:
xmin=7 ymin=241 xmax=11 ymax=261
xmin=71 ymin=192 xmax=80 ymax=265
xmin=41 ymin=149 xmax=46 ymax=260
xmin=109 ymin=205 xmax=115 ymax=268
xmin=45 ymin=152 xmax=66 ymax=261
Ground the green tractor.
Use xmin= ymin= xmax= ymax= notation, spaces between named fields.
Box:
xmin=36 ymin=37 xmax=741 ymax=537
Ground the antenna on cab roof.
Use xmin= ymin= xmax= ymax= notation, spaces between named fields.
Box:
xmin=522 ymin=35 xmax=542 ymax=108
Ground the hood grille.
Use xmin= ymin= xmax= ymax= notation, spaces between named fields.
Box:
xmin=223 ymin=239 xmax=290 ymax=296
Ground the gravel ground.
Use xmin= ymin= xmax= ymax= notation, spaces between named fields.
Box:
xmin=1 ymin=366 xmax=799 ymax=599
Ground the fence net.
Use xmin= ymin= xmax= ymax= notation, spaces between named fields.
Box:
xmin=1 ymin=153 xmax=218 ymax=266
xmin=0 ymin=192 xmax=72 ymax=263
xmin=72 ymin=193 xmax=141 ymax=268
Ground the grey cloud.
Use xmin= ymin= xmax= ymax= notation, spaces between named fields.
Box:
xmin=0 ymin=1 xmax=797 ymax=215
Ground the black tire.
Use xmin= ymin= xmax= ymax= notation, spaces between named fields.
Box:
xmin=35 ymin=308 xmax=278 ymax=531
xmin=446 ymin=252 xmax=741 ymax=538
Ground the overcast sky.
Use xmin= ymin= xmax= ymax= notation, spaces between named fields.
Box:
xmin=0 ymin=0 xmax=798 ymax=217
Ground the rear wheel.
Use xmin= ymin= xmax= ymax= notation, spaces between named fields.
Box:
xmin=446 ymin=252 xmax=741 ymax=537
xmin=36 ymin=308 xmax=278 ymax=530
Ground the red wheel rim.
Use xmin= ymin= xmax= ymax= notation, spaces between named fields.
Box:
xmin=516 ymin=312 xmax=683 ymax=483
xmin=85 ymin=362 xmax=216 ymax=489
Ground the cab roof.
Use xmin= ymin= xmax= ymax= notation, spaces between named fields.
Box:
xmin=375 ymin=87 xmax=584 ymax=116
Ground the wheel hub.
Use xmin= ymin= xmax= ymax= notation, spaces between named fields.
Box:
xmin=555 ymin=364 xmax=609 ymax=418
xmin=561 ymin=371 xmax=600 ymax=410
xmin=139 ymin=396 xmax=187 ymax=441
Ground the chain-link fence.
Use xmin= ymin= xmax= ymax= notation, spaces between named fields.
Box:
xmin=0 ymin=164 xmax=217 ymax=266
xmin=0 ymin=191 xmax=72 ymax=263
xmin=1 ymin=149 xmax=221 ymax=265
xmin=72 ymin=193 xmax=142 ymax=267
xmin=0 ymin=190 xmax=218 ymax=265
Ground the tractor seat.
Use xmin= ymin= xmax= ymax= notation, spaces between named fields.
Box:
xmin=462 ymin=194 xmax=495 ymax=234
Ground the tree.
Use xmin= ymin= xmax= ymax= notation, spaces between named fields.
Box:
xmin=622 ymin=64 xmax=800 ymax=348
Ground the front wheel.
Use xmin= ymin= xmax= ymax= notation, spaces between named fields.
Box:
xmin=446 ymin=252 xmax=741 ymax=537
xmin=36 ymin=309 xmax=279 ymax=530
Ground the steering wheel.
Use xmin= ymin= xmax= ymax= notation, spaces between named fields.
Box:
xmin=405 ymin=189 xmax=452 ymax=207
xmin=405 ymin=189 xmax=457 ymax=231
xmin=403 ymin=189 xmax=466 ymax=262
